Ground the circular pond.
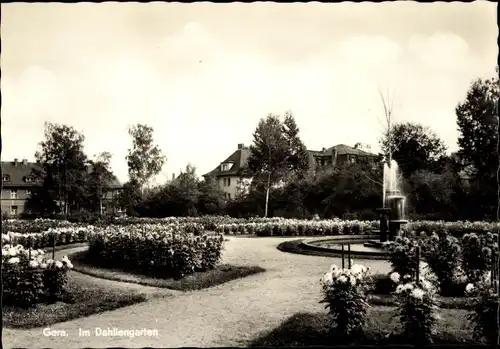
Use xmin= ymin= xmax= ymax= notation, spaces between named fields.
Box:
xmin=300 ymin=235 xmax=390 ymax=260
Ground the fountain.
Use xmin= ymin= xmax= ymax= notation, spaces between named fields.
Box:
xmin=364 ymin=159 xmax=408 ymax=249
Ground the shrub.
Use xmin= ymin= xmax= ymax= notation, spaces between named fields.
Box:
xmin=387 ymin=236 xmax=420 ymax=279
xmin=87 ymin=225 xmax=225 ymax=278
xmin=320 ymin=264 xmax=370 ymax=339
xmin=461 ymin=232 xmax=498 ymax=283
xmin=1 ymin=244 xmax=73 ymax=308
xmin=465 ymin=276 xmax=499 ymax=345
xmin=421 ymin=232 xmax=462 ymax=296
xmin=390 ymin=272 xmax=439 ymax=344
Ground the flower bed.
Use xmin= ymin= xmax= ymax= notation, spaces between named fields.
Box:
xmin=2 ymin=244 xmax=73 ymax=308
xmin=86 ymin=225 xmax=225 ymax=278
xmin=2 ymin=226 xmax=93 ymax=249
xmin=2 ymin=218 xmax=78 ymax=234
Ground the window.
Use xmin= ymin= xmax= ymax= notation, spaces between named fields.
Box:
xmin=25 ymin=176 xmax=33 ymax=182
xmin=11 ymin=206 xmax=18 ymax=216
xmin=223 ymin=178 xmax=231 ymax=187
xmin=225 ymin=193 xmax=231 ymax=200
xmin=10 ymin=190 xmax=18 ymax=199
xmin=26 ymin=190 xmax=32 ymax=197
xmin=2 ymin=175 xmax=10 ymax=182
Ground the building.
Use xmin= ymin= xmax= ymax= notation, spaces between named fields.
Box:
xmin=202 ymin=144 xmax=252 ymax=200
xmin=203 ymin=143 xmax=380 ymax=200
xmin=1 ymin=159 xmax=123 ymax=217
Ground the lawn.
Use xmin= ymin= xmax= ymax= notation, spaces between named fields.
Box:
xmin=69 ymin=250 xmax=266 ymax=291
xmin=2 ymin=271 xmax=149 ymax=329
xmin=250 ymin=307 xmax=484 ymax=346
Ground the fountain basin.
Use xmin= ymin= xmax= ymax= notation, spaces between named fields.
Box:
xmin=301 ymin=235 xmax=389 ymax=259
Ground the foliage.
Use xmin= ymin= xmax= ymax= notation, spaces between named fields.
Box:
xmin=2 ymin=226 xmax=91 ymax=248
xmin=380 ymin=121 xmax=447 ymax=177
xmin=126 ymin=124 xmax=166 ymax=193
xmin=82 ymin=152 xmax=117 ymax=213
xmin=390 ymin=272 xmax=439 ymax=344
xmin=320 ymin=264 xmax=370 ymax=338
xmin=456 ymin=72 xmax=499 ymax=219
xmin=29 ymin=122 xmax=89 ymax=216
xmin=1 ymin=244 xmax=73 ymax=308
xmin=387 ymin=236 xmax=420 ymax=278
xmin=247 ymin=112 xmax=309 ymax=217
xmin=461 ymin=232 xmax=499 ymax=283
xmin=421 ymin=232 xmax=462 ymax=295
xmin=465 ymin=276 xmax=499 ymax=344
xmin=86 ymin=225 xmax=224 ymax=278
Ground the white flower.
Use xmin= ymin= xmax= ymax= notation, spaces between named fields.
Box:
xmin=465 ymin=283 xmax=475 ymax=293
xmin=40 ymin=263 xmax=48 ymax=269
xmin=8 ymin=257 xmax=20 ymax=264
xmin=323 ymin=272 xmax=333 ymax=285
xmin=351 ymin=264 xmax=366 ymax=276
xmin=29 ymin=260 xmax=39 ymax=268
xmin=338 ymin=275 xmax=348 ymax=283
xmin=411 ymin=288 xmax=425 ymax=300
xmin=421 ymin=279 xmax=434 ymax=292
xmin=349 ymin=275 xmax=357 ymax=286
xmin=31 ymin=250 xmax=39 ymax=257
xmin=330 ymin=264 xmax=338 ymax=272
xmin=390 ymin=272 xmax=400 ymax=283
xmin=55 ymin=261 xmax=63 ymax=268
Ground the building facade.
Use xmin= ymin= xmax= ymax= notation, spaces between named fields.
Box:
xmin=202 ymin=144 xmax=252 ymax=200
xmin=203 ymin=143 xmax=380 ymax=200
xmin=1 ymin=159 xmax=123 ymax=217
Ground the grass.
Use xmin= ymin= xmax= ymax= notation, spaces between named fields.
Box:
xmin=2 ymin=272 xmax=148 ymax=329
xmin=250 ymin=307 xmax=484 ymax=346
xmin=70 ymin=250 xmax=266 ymax=291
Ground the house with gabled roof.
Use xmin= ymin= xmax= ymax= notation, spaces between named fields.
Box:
xmin=203 ymin=143 xmax=380 ymax=200
xmin=1 ymin=158 xmax=123 ymax=217
xmin=202 ymin=144 xmax=252 ymax=200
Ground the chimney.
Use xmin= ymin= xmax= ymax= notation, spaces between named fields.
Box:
xmin=322 ymin=147 xmax=326 ymax=152
xmin=13 ymin=158 xmax=18 ymax=166
xmin=237 ymin=143 xmax=244 ymax=150
xmin=22 ymin=159 xmax=28 ymax=165
xmin=172 ymin=173 xmax=175 ymax=181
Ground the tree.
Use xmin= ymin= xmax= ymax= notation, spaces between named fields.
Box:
xmin=282 ymin=111 xmax=311 ymax=177
xmin=247 ymin=112 xmax=309 ymax=217
xmin=126 ymin=124 xmax=166 ymax=195
xmin=33 ymin=122 xmax=88 ymax=216
xmin=380 ymin=122 xmax=447 ymax=177
xmin=84 ymin=152 xmax=116 ymax=214
xmin=455 ymin=71 xmax=499 ymax=219
xmin=197 ymin=178 xmax=226 ymax=215
xmin=456 ymin=72 xmax=499 ymax=181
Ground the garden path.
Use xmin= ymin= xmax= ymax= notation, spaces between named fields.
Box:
xmin=3 ymin=237 xmax=391 ymax=348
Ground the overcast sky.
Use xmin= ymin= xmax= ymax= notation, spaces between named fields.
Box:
xmin=2 ymin=2 xmax=497 ymax=184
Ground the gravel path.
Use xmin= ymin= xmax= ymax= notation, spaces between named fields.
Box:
xmin=3 ymin=237 xmax=391 ymax=348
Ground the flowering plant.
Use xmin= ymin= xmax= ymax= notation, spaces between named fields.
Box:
xmin=421 ymin=232 xmax=462 ymax=295
xmin=388 ymin=236 xmax=420 ymax=279
xmin=1 ymin=244 xmax=73 ymax=307
xmin=320 ymin=264 xmax=370 ymax=338
xmin=465 ymin=274 xmax=499 ymax=344
xmin=461 ymin=232 xmax=498 ymax=283
xmin=389 ymin=271 xmax=439 ymax=344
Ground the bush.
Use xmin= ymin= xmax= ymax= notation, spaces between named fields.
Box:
xmin=390 ymin=272 xmax=439 ymax=344
xmin=461 ymin=232 xmax=498 ymax=283
xmin=421 ymin=232 xmax=462 ymax=295
xmin=86 ymin=225 xmax=225 ymax=278
xmin=320 ymin=264 xmax=370 ymax=339
xmin=465 ymin=276 xmax=499 ymax=345
xmin=387 ymin=236 xmax=420 ymax=279
xmin=1 ymin=244 xmax=73 ymax=308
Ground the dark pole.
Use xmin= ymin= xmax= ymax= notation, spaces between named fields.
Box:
xmin=348 ymin=243 xmax=351 ymax=269
xmin=341 ymin=244 xmax=345 ymax=269
xmin=52 ymin=233 xmax=56 ymax=259
xmin=415 ymin=246 xmax=420 ymax=283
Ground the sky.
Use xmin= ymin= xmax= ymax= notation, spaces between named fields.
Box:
xmin=1 ymin=2 xmax=498 ymax=185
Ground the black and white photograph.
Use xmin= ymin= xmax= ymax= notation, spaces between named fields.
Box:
xmin=1 ymin=2 xmax=499 ymax=348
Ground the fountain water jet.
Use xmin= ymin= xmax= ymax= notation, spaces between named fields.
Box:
xmin=365 ymin=159 xmax=408 ymax=249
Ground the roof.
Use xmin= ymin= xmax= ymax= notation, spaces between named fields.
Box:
xmin=1 ymin=160 xmax=122 ymax=188
xmin=309 ymin=144 xmax=378 ymax=157
xmin=203 ymin=148 xmax=251 ymax=178
xmin=1 ymin=161 xmax=42 ymax=187
xmin=328 ymin=144 xmax=378 ymax=157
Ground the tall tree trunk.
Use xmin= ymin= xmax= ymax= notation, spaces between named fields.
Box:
xmin=265 ymin=171 xmax=271 ymax=218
